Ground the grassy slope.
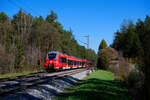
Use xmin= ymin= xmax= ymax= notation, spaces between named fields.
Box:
xmin=54 ymin=70 xmax=130 ymax=100
xmin=0 ymin=70 xmax=45 ymax=79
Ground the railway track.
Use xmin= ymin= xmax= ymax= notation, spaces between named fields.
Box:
xmin=0 ymin=68 xmax=87 ymax=96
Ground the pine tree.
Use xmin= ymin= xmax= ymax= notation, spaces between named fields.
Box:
xmin=143 ymin=15 xmax=150 ymax=99
xmin=123 ymin=21 xmax=135 ymax=57
xmin=112 ymin=31 xmax=123 ymax=50
xmin=35 ymin=16 xmax=44 ymax=26
xmin=0 ymin=12 xmax=8 ymax=23
xmin=98 ymin=39 xmax=108 ymax=50
xmin=46 ymin=10 xmax=57 ymax=23
xmin=0 ymin=12 xmax=9 ymax=47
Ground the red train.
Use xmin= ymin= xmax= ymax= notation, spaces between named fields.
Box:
xmin=44 ymin=51 xmax=90 ymax=70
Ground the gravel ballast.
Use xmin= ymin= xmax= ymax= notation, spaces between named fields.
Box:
xmin=2 ymin=70 xmax=91 ymax=100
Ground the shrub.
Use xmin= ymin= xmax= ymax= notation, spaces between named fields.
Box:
xmin=97 ymin=47 xmax=131 ymax=79
xmin=97 ymin=51 xmax=110 ymax=69
xmin=127 ymin=68 xmax=144 ymax=87
xmin=97 ymin=47 xmax=118 ymax=69
xmin=125 ymin=67 xmax=145 ymax=100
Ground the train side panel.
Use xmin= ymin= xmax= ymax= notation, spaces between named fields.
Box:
xmin=44 ymin=51 xmax=90 ymax=70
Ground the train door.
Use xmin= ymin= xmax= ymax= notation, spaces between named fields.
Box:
xmin=62 ymin=57 xmax=67 ymax=69
xmin=58 ymin=56 xmax=63 ymax=69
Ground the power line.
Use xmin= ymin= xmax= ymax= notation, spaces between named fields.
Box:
xmin=84 ymin=35 xmax=89 ymax=49
xmin=16 ymin=0 xmax=41 ymax=16
xmin=75 ymin=34 xmax=90 ymax=49
xmin=8 ymin=0 xmax=28 ymax=13
xmin=77 ymin=39 xmax=88 ymax=45
xmin=8 ymin=0 xmax=40 ymax=16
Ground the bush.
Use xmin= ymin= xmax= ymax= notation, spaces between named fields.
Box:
xmin=97 ymin=47 xmax=118 ymax=69
xmin=127 ymin=68 xmax=144 ymax=87
xmin=125 ymin=67 xmax=145 ymax=100
xmin=97 ymin=47 xmax=131 ymax=79
xmin=109 ymin=57 xmax=130 ymax=79
xmin=97 ymin=51 xmax=110 ymax=69
xmin=97 ymin=47 xmax=121 ymax=69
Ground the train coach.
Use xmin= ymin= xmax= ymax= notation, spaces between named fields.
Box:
xmin=44 ymin=51 xmax=90 ymax=70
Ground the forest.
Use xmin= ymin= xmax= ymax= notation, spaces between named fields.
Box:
xmin=1 ymin=7 xmax=150 ymax=100
xmin=0 ymin=9 xmax=97 ymax=74
xmin=111 ymin=15 xmax=150 ymax=100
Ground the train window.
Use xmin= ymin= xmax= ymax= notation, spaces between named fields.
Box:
xmin=73 ymin=61 xmax=75 ymax=65
xmin=68 ymin=60 xmax=73 ymax=65
xmin=70 ymin=60 xmax=72 ymax=65
xmin=69 ymin=60 xmax=71 ymax=65
xmin=62 ymin=57 xmax=67 ymax=63
xmin=83 ymin=62 xmax=85 ymax=65
xmin=74 ymin=61 xmax=76 ymax=65
xmin=59 ymin=57 xmax=67 ymax=63
xmin=48 ymin=53 xmax=56 ymax=60
xmin=68 ymin=60 xmax=70 ymax=65
xmin=59 ymin=57 xmax=62 ymax=63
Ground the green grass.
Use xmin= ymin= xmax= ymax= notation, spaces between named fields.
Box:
xmin=84 ymin=70 xmax=115 ymax=80
xmin=54 ymin=70 xmax=130 ymax=100
xmin=0 ymin=70 xmax=45 ymax=79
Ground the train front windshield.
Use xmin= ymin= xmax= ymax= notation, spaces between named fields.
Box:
xmin=48 ymin=53 xmax=56 ymax=60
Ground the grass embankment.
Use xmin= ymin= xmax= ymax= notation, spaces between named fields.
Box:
xmin=54 ymin=70 xmax=130 ymax=100
xmin=0 ymin=70 xmax=45 ymax=79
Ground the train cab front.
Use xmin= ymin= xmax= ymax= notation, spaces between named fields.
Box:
xmin=44 ymin=52 xmax=57 ymax=70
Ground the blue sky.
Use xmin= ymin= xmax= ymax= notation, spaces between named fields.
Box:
xmin=1 ymin=0 xmax=150 ymax=53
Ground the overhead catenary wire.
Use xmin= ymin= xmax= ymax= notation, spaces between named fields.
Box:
xmin=8 ymin=0 xmax=40 ymax=16
xmin=74 ymin=34 xmax=90 ymax=49
xmin=16 ymin=0 xmax=41 ymax=16
xmin=8 ymin=0 xmax=28 ymax=14
xmin=76 ymin=39 xmax=88 ymax=45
